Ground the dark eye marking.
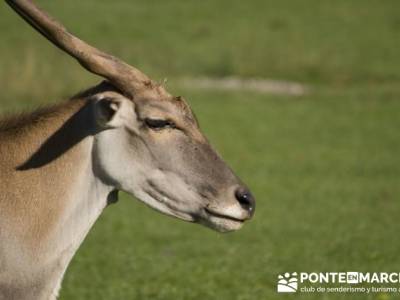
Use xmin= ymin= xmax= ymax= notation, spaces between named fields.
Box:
xmin=145 ymin=118 xmax=176 ymax=130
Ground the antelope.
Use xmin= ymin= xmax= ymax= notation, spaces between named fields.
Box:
xmin=0 ymin=0 xmax=256 ymax=299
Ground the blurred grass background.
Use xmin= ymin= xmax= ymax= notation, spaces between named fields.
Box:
xmin=1 ymin=1 xmax=400 ymax=299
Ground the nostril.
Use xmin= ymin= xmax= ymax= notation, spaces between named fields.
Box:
xmin=235 ymin=187 xmax=255 ymax=216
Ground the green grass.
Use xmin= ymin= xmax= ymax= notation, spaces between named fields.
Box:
xmin=1 ymin=1 xmax=400 ymax=299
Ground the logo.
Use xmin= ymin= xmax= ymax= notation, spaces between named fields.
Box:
xmin=277 ymin=272 xmax=298 ymax=293
xmin=276 ymin=272 xmax=400 ymax=294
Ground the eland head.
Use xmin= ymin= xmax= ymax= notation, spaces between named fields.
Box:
xmin=6 ymin=0 xmax=255 ymax=233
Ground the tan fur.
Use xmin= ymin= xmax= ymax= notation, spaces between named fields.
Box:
xmin=0 ymin=97 xmax=95 ymax=299
xmin=0 ymin=100 xmax=86 ymax=243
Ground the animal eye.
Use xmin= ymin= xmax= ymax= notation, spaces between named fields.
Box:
xmin=145 ymin=118 xmax=175 ymax=130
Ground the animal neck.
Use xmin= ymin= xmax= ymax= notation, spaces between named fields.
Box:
xmin=0 ymin=98 xmax=115 ymax=300
xmin=43 ymin=161 xmax=114 ymax=300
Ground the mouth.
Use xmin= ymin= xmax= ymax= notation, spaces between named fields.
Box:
xmin=204 ymin=207 xmax=246 ymax=223
xmin=200 ymin=207 xmax=246 ymax=233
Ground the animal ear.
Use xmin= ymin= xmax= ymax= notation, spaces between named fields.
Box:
xmin=94 ymin=96 xmax=123 ymax=128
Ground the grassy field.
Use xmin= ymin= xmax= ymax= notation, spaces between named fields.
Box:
xmin=1 ymin=1 xmax=400 ymax=299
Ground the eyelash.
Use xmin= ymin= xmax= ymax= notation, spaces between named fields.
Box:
xmin=145 ymin=118 xmax=176 ymax=130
